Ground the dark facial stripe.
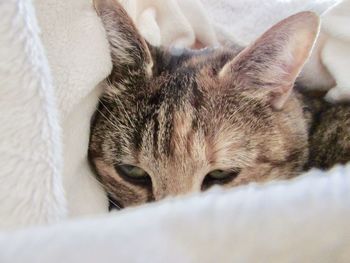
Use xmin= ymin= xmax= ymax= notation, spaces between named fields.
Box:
xmin=130 ymin=69 xmax=202 ymax=159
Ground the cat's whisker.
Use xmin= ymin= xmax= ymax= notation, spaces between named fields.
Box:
xmin=88 ymin=173 xmax=109 ymax=191
xmin=113 ymin=95 xmax=135 ymax=128
xmin=107 ymin=196 xmax=123 ymax=210
xmin=98 ymin=82 xmax=134 ymax=129
xmin=105 ymin=79 xmax=132 ymax=122
xmin=95 ymin=108 xmax=120 ymax=130
xmin=98 ymin=99 xmax=120 ymax=123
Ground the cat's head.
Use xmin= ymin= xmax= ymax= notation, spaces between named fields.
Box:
xmin=89 ymin=0 xmax=320 ymax=208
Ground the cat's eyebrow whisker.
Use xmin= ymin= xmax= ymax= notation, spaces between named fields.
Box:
xmin=95 ymin=105 xmax=132 ymax=135
xmin=104 ymin=79 xmax=135 ymax=127
xmin=98 ymin=100 xmax=132 ymax=132
xmin=95 ymin=108 xmax=120 ymax=130
xmin=113 ymin=95 xmax=135 ymax=128
xmin=98 ymin=99 xmax=120 ymax=124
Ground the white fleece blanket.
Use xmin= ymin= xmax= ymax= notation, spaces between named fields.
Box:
xmin=0 ymin=0 xmax=66 ymax=229
xmin=0 ymin=0 xmax=350 ymax=259
xmin=1 ymin=165 xmax=349 ymax=262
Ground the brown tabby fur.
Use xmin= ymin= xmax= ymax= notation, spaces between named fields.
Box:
xmin=89 ymin=0 xmax=350 ymax=208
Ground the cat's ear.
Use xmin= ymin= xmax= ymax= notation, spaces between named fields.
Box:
xmin=219 ymin=11 xmax=320 ymax=110
xmin=94 ymin=0 xmax=153 ymax=79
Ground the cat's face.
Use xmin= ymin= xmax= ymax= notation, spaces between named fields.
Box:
xmin=89 ymin=0 xmax=320 ymax=208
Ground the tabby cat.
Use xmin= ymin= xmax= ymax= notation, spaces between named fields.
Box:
xmin=88 ymin=0 xmax=350 ymax=208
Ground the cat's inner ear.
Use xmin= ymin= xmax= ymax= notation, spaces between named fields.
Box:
xmin=94 ymin=0 xmax=153 ymax=79
xmin=220 ymin=11 xmax=320 ymax=110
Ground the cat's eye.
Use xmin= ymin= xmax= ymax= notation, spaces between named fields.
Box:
xmin=115 ymin=164 xmax=151 ymax=185
xmin=202 ymin=168 xmax=241 ymax=190
xmin=118 ymin=165 xmax=146 ymax=178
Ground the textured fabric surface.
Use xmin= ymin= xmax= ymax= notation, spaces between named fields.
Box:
xmin=33 ymin=0 xmax=112 ymax=217
xmin=0 ymin=0 xmax=66 ymax=229
xmin=322 ymin=0 xmax=350 ymax=102
xmin=0 ymin=164 xmax=349 ymax=262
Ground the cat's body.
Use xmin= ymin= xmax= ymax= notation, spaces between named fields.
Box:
xmin=89 ymin=0 xmax=350 ymax=208
xmin=302 ymin=93 xmax=350 ymax=169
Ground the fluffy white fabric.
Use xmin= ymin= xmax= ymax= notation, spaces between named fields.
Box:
xmin=0 ymin=0 xmax=66 ymax=229
xmin=33 ymin=0 xmax=112 ymax=217
xmin=0 ymin=165 xmax=349 ymax=262
xmin=119 ymin=0 xmax=219 ymax=47
xmin=322 ymin=0 xmax=350 ymax=102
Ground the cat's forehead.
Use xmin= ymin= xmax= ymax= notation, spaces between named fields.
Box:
xmin=153 ymin=46 xmax=240 ymax=74
xmin=129 ymin=46 xmax=272 ymax=136
xmin=108 ymin=46 xmax=273 ymax=162
xmin=134 ymin=46 xmax=242 ymax=105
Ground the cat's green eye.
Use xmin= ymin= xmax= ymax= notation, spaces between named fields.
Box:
xmin=115 ymin=164 xmax=150 ymax=184
xmin=207 ymin=170 xmax=234 ymax=180
xmin=119 ymin=165 xmax=146 ymax=178
xmin=202 ymin=169 xmax=241 ymax=190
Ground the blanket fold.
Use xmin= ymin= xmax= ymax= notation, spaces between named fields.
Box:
xmin=0 ymin=0 xmax=66 ymax=229
xmin=1 ymin=165 xmax=349 ymax=262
